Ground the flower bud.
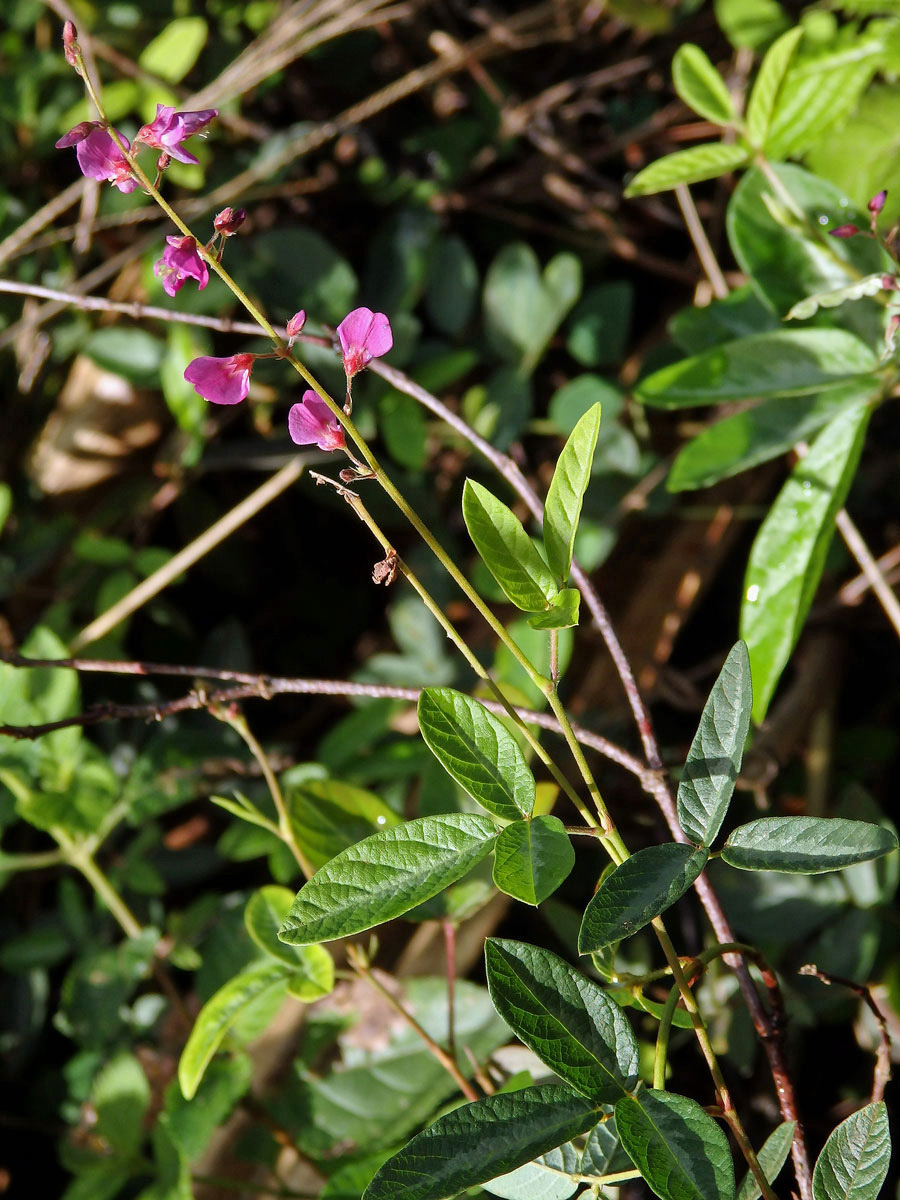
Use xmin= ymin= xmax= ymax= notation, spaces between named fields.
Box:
xmin=829 ymin=224 xmax=859 ymax=239
xmin=286 ymin=310 xmax=307 ymax=345
xmin=63 ymin=21 xmax=80 ymax=70
xmin=214 ymin=207 xmax=246 ymax=236
xmin=868 ymin=189 xmax=887 ymax=216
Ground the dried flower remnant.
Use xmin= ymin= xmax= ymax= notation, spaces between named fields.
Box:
xmin=184 ymin=354 xmax=254 ymax=405
xmin=135 ymin=104 xmax=219 ymax=165
xmin=55 ymin=123 xmax=137 ymax=193
xmin=154 ymin=236 xmax=209 ymax=297
xmin=337 ymin=307 xmax=393 ymax=380
xmin=288 ymin=390 xmax=346 ymax=451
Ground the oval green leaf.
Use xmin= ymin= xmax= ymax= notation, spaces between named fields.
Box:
xmin=636 ymin=329 xmax=877 ymax=408
xmin=463 ymin=478 xmax=558 ymax=611
xmin=677 ymin=641 xmax=752 ymax=846
xmin=485 ymin=939 xmax=639 ymax=1102
xmin=245 ymin=886 xmax=309 ymax=965
xmin=527 ymin=587 xmax=581 ymax=630
xmin=736 ymin=1121 xmax=796 ymax=1200
xmin=625 ymin=143 xmax=749 ymax=198
xmin=722 ymin=817 xmax=898 ymax=875
xmin=279 ymin=813 xmax=498 ymax=944
xmin=178 ymin=961 xmax=291 ymax=1099
xmin=812 ymin=1102 xmax=890 ymax=1200
xmin=362 ymin=1085 xmax=600 ymax=1200
xmin=673 ymin=45 xmax=738 ymax=126
xmin=544 ymin=403 xmax=601 ymax=582
xmin=287 ymin=779 xmax=400 ymax=870
xmin=740 ymin=402 xmax=871 ymax=723
xmin=578 ymin=844 xmax=709 ymax=953
xmin=139 ymin=17 xmax=208 ymax=85
xmin=615 ymin=1089 xmax=736 ymax=1200
xmin=492 ymin=817 xmax=575 ymax=907
xmin=418 ymin=688 xmax=535 ymax=820
xmin=745 ymin=27 xmax=803 ymax=148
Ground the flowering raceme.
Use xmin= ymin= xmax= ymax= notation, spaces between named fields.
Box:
xmin=135 ymin=104 xmax=218 ymax=164
xmin=55 ymin=122 xmax=137 ymax=192
xmin=337 ymin=307 xmax=393 ymax=379
xmin=154 ymin=236 xmax=208 ymax=297
xmin=184 ymin=354 xmax=254 ymax=405
xmin=288 ymin=391 xmax=345 ymax=451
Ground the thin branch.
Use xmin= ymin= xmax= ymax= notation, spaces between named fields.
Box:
xmin=834 ymin=509 xmax=900 ymax=642
xmin=800 ymin=965 xmax=892 ymax=1103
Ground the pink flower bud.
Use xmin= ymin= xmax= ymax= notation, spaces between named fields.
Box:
xmin=184 ymin=354 xmax=255 ymax=405
xmin=868 ymin=189 xmax=887 ymax=216
xmin=214 ymin=207 xmax=246 ymax=236
xmin=286 ymin=310 xmax=307 ymax=345
xmin=829 ymin=224 xmax=860 ymax=239
xmin=336 ymin=307 xmax=393 ymax=379
xmin=288 ymin=390 xmax=345 ymax=451
xmin=63 ymin=21 xmax=80 ymax=69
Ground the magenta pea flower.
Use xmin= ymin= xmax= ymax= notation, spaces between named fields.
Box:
xmin=288 ymin=390 xmax=345 ymax=451
xmin=337 ymin=307 xmax=393 ymax=379
xmin=55 ymin=122 xmax=137 ymax=193
xmin=184 ymin=354 xmax=254 ymax=405
xmin=153 ymin=235 xmax=209 ymax=297
xmin=135 ymin=104 xmax=218 ymax=165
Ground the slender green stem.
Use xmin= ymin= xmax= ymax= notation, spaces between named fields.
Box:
xmin=653 ymin=981 xmax=683 ymax=1090
xmin=53 ymin=828 xmax=143 ymax=938
xmin=0 ymin=847 xmax=65 ymax=871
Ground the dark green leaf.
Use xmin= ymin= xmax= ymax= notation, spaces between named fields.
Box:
xmin=91 ymin=1053 xmax=151 ymax=1156
xmin=736 ymin=1121 xmax=795 ymax=1200
xmin=417 ymin=688 xmax=535 ymax=820
xmin=286 ymin=778 xmax=400 ymax=871
xmin=544 ymin=403 xmax=602 ymax=582
xmin=812 ymin=1102 xmax=890 ymax=1200
xmin=162 ymin=1056 xmax=252 ymax=1162
xmin=677 ymin=642 xmax=752 ymax=846
xmin=673 ymin=45 xmax=738 ymax=126
xmin=463 ymin=478 xmax=558 ymax=611
xmin=625 ymin=144 xmax=750 ymax=198
xmin=722 ymin=817 xmax=898 ymax=874
xmin=740 ymin=402 xmax=870 ymax=722
xmin=379 ymin=390 xmax=427 ymax=470
xmin=85 ymin=328 xmax=165 ymax=386
xmin=615 ymin=1089 xmax=736 ymax=1200
xmin=483 ymin=244 xmax=581 ymax=373
xmin=362 ymin=1085 xmax=600 ymax=1200
xmin=485 ymin=939 xmax=638 ymax=1101
xmin=745 ymin=27 xmax=803 ymax=148
xmin=279 ymin=813 xmax=498 ymax=944
xmin=566 ymin=283 xmax=633 ymax=367
xmin=492 ymin=817 xmax=575 ymax=906
xmin=637 ymin=330 xmax=877 ymax=408
xmin=527 ymin=588 xmax=581 ymax=630
xmin=578 ymin=844 xmax=709 ymax=952
xmin=425 ymin=235 xmax=479 ymax=334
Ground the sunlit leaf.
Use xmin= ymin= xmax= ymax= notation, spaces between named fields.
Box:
xmin=812 ymin=1102 xmax=890 ymax=1200
xmin=625 ymin=144 xmax=750 ymax=198
xmin=544 ymin=403 xmax=601 ymax=582
xmin=722 ymin=817 xmax=898 ymax=874
xmin=463 ymin=478 xmax=558 ymax=611
xmin=673 ymin=44 xmax=738 ymax=126
xmin=492 ymin=817 xmax=575 ymax=906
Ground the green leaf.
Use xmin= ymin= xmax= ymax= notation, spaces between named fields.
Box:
xmin=527 ymin=589 xmax=581 ymax=630
xmin=379 ymin=390 xmax=427 ymax=470
xmin=91 ymin=1052 xmax=151 ymax=1156
xmin=578 ymin=844 xmax=709 ymax=952
xmin=362 ymin=1085 xmax=600 ymax=1200
xmin=492 ymin=817 xmax=575 ymax=906
xmin=463 ymin=478 xmax=558 ymax=611
xmin=162 ymin=1056 xmax=252 ymax=1163
xmin=286 ymin=947 xmax=335 ymax=1002
xmin=279 ymin=813 xmax=498 ymax=944
xmin=483 ymin=244 xmax=582 ymax=373
xmin=637 ymin=329 xmax=877 ymax=408
xmin=625 ymin=143 xmax=750 ymax=197
xmin=286 ymin=778 xmax=400 ymax=871
xmin=85 ymin=328 xmax=165 ymax=386
xmin=417 ymin=688 xmax=535 ymax=820
xmin=736 ymin=1121 xmax=795 ymax=1200
xmin=178 ymin=961 xmax=291 ymax=1099
xmin=544 ymin=403 xmax=602 ymax=582
xmin=745 ymin=27 xmax=803 ymax=148
xmin=139 ymin=17 xmax=208 ymax=83
xmin=615 ymin=1089 xmax=736 ymax=1200
xmin=715 ymin=0 xmax=789 ymax=52
xmin=425 ymin=235 xmax=479 ymax=335
xmin=566 ymin=283 xmax=633 ymax=368
xmin=667 ymin=383 xmax=876 ymax=492
xmin=740 ymin=402 xmax=871 ymax=723
xmin=244 ymin=886 xmax=335 ymax=999
xmin=787 ymin=275 xmax=886 ymax=321
xmin=677 ymin=642 xmax=752 ymax=846
xmin=484 ymin=939 xmax=638 ymax=1102
xmin=722 ymin=817 xmax=899 ymax=874
xmin=673 ymin=45 xmax=738 ymax=126
xmin=483 ymin=1144 xmax=579 ymax=1200
xmin=812 ymin=1102 xmax=890 ymax=1200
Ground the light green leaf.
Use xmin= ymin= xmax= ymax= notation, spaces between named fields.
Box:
xmin=544 ymin=402 xmax=602 ymax=582
xmin=722 ymin=817 xmax=898 ymax=874
xmin=485 ymin=939 xmax=638 ymax=1101
xmin=244 ymin=886 xmax=335 ymax=999
xmin=787 ymin=275 xmax=886 ymax=321
xmin=362 ymin=1085 xmax=600 ymax=1200
xmin=677 ymin=642 xmax=752 ymax=846
xmin=740 ymin=402 xmax=871 ymax=723
xmin=279 ymin=813 xmax=498 ymax=944
xmin=417 ymin=688 xmax=535 ymax=820
xmin=615 ymin=1089 xmax=736 ymax=1200
xmin=625 ymin=143 xmax=750 ymax=198
xmin=812 ymin=1102 xmax=890 ymax=1200
xmin=736 ymin=1121 xmax=795 ymax=1200
xmin=745 ymin=27 xmax=803 ymax=148
xmin=139 ymin=17 xmax=208 ymax=83
xmin=463 ymin=478 xmax=558 ymax=611
xmin=527 ymin=588 xmax=581 ymax=630
xmin=667 ymin=383 xmax=877 ymax=493
xmin=178 ymin=961 xmax=291 ymax=1099
xmin=483 ymin=244 xmax=582 ymax=373
xmin=578 ymin=844 xmax=709 ymax=952
xmin=286 ymin=946 xmax=335 ymax=1001
xmin=91 ymin=1052 xmax=151 ymax=1156
xmin=492 ymin=817 xmax=575 ymax=906
xmin=715 ymin=0 xmax=789 ymax=52
xmin=637 ymin=329 xmax=877 ymax=408
xmin=673 ymin=45 xmax=738 ymax=126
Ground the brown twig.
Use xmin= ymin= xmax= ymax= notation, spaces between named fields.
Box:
xmin=799 ymin=965 xmax=892 ymax=1103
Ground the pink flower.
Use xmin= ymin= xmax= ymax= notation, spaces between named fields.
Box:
xmin=184 ymin=354 xmax=254 ymax=405
xmin=55 ymin=123 xmax=137 ymax=193
xmin=135 ymin=104 xmax=218 ymax=165
xmin=286 ymin=310 xmax=307 ymax=346
xmin=288 ymin=390 xmax=345 ymax=451
xmin=153 ymin=235 xmax=209 ymax=297
xmin=337 ymin=307 xmax=393 ymax=379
